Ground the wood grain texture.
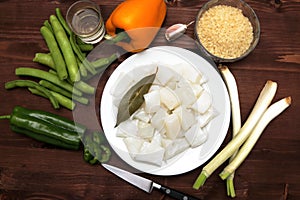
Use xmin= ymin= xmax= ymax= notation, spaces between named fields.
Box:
xmin=0 ymin=0 xmax=299 ymax=199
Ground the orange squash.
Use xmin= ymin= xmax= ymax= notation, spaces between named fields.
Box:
xmin=105 ymin=0 xmax=167 ymax=52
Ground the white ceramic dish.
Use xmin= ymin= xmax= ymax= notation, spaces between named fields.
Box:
xmin=100 ymin=46 xmax=230 ymax=176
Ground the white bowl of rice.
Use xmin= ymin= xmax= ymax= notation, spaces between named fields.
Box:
xmin=195 ymin=0 xmax=260 ymax=62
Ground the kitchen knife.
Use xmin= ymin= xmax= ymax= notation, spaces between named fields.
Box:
xmin=102 ymin=164 xmax=200 ymax=200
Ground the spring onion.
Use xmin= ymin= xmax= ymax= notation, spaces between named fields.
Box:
xmin=193 ymin=80 xmax=277 ymax=189
xmin=219 ymin=96 xmax=291 ymax=179
xmin=219 ymin=65 xmax=241 ymax=197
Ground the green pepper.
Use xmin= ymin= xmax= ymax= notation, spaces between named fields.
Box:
xmin=12 ymin=106 xmax=86 ymax=136
xmin=83 ymin=131 xmax=111 ymax=164
xmin=11 ymin=124 xmax=79 ymax=150
xmin=99 ymin=145 xmax=111 ymax=163
xmin=10 ymin=112 xmax=81 ymax=150
xmin=0 ymin=106 xmax=83 ymax=150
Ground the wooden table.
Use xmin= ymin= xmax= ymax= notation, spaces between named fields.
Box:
xmin=0 ymin=0 xmax=299 ymax=199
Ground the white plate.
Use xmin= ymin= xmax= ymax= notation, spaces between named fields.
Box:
xmin=101 ymin=46 xmax=231 ymax=176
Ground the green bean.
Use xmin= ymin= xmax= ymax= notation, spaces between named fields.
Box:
xmin=50 ymin=91 xmax=76 ymax=110
xmin=39 ymin=80 xmax=71 ymax=98
xmin=82 ymin=59 xmax=97 ymax=75
xmin=76 ymin=36 xmax=85 ymax=45
xmin=28 ymin=88 xmax=75 ymax=110
xmin=70 ymin=32 xmax=85 ymax=61
xmin=49 ymin=68 xmax=94 ymax=95
xmin=50 ymin=15 xmax=79 ymax=83
xmin=79 ymin=44 xmax=94 ymax=52
xmin=33 ymin=53 xmax=55 ymax=69
xmin=92 ymin=54 xmax=118 ymax=69
xmin=72 ymin=94 xmax=89 ymax=105
xmin=39 ymin=80 xmax=89 ymax=105
xmin=40 ymin=26 xmax=68 ymax=80
xmin=70 ymin=33 xmax=97 ymax=75
xmin=55 ymin=8 xmax=72 ymax=36
xmin=15 ymin=67 xmax=82 ymax=96
xmin=81 ymin=53 xmax=118 ymax=81
xmin=43 ymin=20 xmax=53 ymax=33
xmin=5 ymin=80 xmax=59 ymax=109
xmin=74 ymin=81 xmax=95 ymax=95
xmin=28 ymin=87 xmax=48 ymax=98
xmin=77 ymin=57 xmax=88 ymax=77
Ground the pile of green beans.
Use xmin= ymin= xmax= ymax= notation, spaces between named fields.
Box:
xmin=5 ymin=8 xmax=118 ymax=110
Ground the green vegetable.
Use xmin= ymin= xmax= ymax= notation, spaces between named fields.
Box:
xmin=83 ymin=131 xmax=111 ymax=164
xmin=33 ymin=53 xmax=55 ymax=69
xmin=40 ymin=26 xmax=68 ymax=80
xmin=219 ymin=97 xmax=291 ymax=180
xmin=0 ymin=106 xmax=82 ymax=150
xmin=55 ymin=8 xmax=72 ymax=36
xmin=43 ymin=20 xmax=53 ymax=33
xmin=5 ymin=80 xmax=59 ymax=109
xmin=91 ymin=53 xmax=118 ymax=69
xmin=50 ymin=90 xmax=76 ymax=110
xmin=115 ymin=70 xmax=157 ymax=127
xmin=15 ymin=67 xmax=82 ymax=96
xmin=193 ymin=80 xmax=278 ymax=190
xmin=39 ymin=80 xmax=72 ymax=99
xmin=39 ymin=80 xmax=89 ymax=105
xmin=69 ymin=32 xmax=96 ymax=75
xmin=79 ymin=44 xmax=94 ymax=52
xmin=50 ymin=15 xmax=79 ymax=82
xmin=77 ymin=57 xmax=88 ymax=77
xmin=12 ymin=106 xmax=86 ymax=135
xmin=73 ymin=81 xmax=95 ymax=95
xmin=11 ymin=124 xmax=77 ymax=149
xmin=219 ymin=65 xmax=241 ymax=197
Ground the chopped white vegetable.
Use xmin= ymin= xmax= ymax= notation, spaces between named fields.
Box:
xmin=175 ymin=84 xmax=197 ymax=106
xmin=191 ymin=91 xmax=212 ymax=114
xmin=164 ymin=138 xmax=190 ymax=160
xmin=116 ymin=119 xmax=139 ymax=138
xmin=138 ymin=121 xmax=155 ymax=139
xmin=149 ymin=84 xmax=160 ymax=92
xmin=110 ymin=72 xmax=135 ymax=97
xmin=182 ymin=65 xmax=202 ymax=84
xmin=132 ymin=108 xmax=151 ymax=123
xmin=190 ymin=83 xmax=204 ymax=98
xmin=200 ymin=75 xmax=208 ymax=85
xmin=144 ymin=90 xmax=161 ymax=113
xmin=156 ymin=66 xmax=177 ymax=86
xmin=165 ymin=79 xmax=178 ymax=90
xmin=134 ymin=133 xmax=165 ymax=166
xmin=198 ymin=107 xmax=218 ymax=128
xmin=164 ymin=113 xmax=181 ymax=140
xmin=113 ymin=63 xmax=217 ymax=166
xmin=150 ymin=108 xmax=168 ymax=132
xmin=160 ymin=87 xmax=180 ymax=110
xmin=123 ymin=137 xmax=145 ymax=158
xmin=173 ymin=106 xmax=196 ymax=131
xmin=185 ymin=124 xmax=208 ymax=148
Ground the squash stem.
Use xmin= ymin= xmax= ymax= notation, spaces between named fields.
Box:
xmin=105 ymin=32 xmax=130 ymax=44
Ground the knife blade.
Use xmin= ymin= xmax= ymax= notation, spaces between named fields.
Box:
xmin=102 ymin=164 xmax=200 ymax=200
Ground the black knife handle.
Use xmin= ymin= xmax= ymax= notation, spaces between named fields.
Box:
xmin=159 ymin=185 xmax=201 ymax=200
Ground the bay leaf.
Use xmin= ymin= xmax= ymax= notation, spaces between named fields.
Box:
xmin=115 ymin=69 xmax=157 ymax=127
